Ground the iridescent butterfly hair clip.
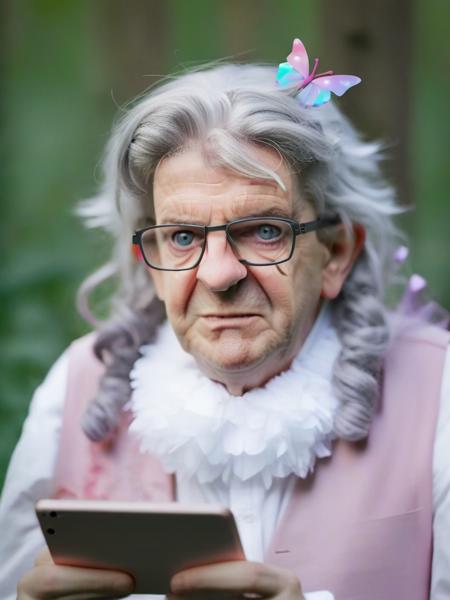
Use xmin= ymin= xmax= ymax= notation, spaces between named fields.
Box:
xmin=276 ymin=38 xmax=361 ymax=108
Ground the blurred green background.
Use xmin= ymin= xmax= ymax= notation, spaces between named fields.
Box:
xmin=1 ymin=0 xmax=449 ymax=488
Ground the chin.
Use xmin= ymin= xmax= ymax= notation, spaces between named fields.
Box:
xmin=199 ymin=345 xmax=258 ymax=373
xmin=192 ymin=333 xmax=286 ymax=377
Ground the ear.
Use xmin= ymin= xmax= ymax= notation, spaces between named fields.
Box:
xmin=321 ymin=223 xmax=365 ymax=299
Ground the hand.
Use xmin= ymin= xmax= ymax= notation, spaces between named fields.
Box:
xmin=17 ymin=546 xmax=135 ymax=599
xmin=169 ymin=560 xmax=305 ymax=599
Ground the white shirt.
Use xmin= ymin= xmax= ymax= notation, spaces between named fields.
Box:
xmin=0 ymin=342 xmax=449 ymax=600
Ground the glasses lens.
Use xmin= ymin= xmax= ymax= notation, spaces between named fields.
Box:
xmin=228 ymin=219 xmax=294 ymax=265
xmin=140 ymin=225 xmax=205 ymax=270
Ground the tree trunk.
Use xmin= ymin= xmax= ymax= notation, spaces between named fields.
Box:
xmin=320 ymin=0 xmax=413 ymax=204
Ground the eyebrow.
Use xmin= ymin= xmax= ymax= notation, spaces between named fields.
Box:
xmin=234 ymin=206 xmax=295 ymax=219
xmin=157 ymin=216 xmax=207 ymax=226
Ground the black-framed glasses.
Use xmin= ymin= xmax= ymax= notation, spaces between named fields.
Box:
xmin=132 ymin=215 xmax=340 ymax=271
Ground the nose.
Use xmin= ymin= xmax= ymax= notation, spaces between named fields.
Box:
xmin=196 ymin=232 xmax=248 ymax=291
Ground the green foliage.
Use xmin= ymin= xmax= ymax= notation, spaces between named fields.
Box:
xmin=1 ymin=1 xmax=113 ymax=486
xmin=411 ymin=0 xmax=450 ymax=307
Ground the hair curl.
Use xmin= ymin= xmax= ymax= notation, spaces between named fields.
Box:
xmin=77 ymin=64 xmax=402 ymax=443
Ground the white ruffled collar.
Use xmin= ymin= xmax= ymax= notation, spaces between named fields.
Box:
xmin=129 ymin=306 xmax=340 ymax=489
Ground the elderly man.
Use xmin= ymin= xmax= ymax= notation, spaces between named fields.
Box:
xmin=1 ymin=40 xmax=449 ymax=600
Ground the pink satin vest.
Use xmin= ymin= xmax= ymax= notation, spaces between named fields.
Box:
xmin=52 ymin=323 xmax=449 ymax=599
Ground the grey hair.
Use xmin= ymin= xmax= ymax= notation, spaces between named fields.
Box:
xmin=77 ymin=63 xmax=402 ymax=443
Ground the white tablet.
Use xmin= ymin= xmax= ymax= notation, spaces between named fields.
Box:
xmin=36 ymin=499 xmax=244 ymax=594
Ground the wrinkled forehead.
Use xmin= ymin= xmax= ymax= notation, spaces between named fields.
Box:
xmin=152 ymin=144 xmax=304 ymax=221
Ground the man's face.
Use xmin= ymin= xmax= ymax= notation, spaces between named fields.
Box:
xmin=149 ymin=145 xmax=333 ymax=394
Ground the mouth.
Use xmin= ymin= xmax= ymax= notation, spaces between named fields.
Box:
xmin=202 ymin=313 xmax=259 ymax=318
xmin=200 ymin=313 xmax=261 ymax=329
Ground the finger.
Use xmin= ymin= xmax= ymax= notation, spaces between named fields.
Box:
xmin=167 ymin=594 xmax=242 ymax=600
xmin=28 ymin=593 xmax=128 ymax=600
xmin=19 ymin=563 xmax=134 ymax=599
xmin=34 ymin=547 xmax=54 ymax=567
xmin=171 ymin=561 xmax=301 ymax=597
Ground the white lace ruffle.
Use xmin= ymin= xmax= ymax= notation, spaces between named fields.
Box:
xmin=129 ymin=307 xmax=340 ymax=489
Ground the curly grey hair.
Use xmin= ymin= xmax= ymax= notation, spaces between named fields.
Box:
xmin=77 ymin=63 xmax=402 ymax=443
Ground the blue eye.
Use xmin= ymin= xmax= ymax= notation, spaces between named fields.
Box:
xmin=173 ymin=231 xmax=194 ymax=247
xmin=257 ymin=224 xmax=281 ymax=240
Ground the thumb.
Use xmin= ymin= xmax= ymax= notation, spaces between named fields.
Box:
xmin=34 ymin=546 xmax=53 ymax=567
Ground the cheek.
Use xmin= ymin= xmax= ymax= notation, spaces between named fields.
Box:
xmin=152 ymin=270 xmax=197 ymax=323
xmin=244 ymin=243 xmax=325 ymax=327
xmin=285 ymin=244 xmax=326 ymax=317
xmin=247 ymin=266 xmax=299 ymax=327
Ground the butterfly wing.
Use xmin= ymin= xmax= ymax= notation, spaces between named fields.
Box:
xmin=297 ymin=84 xmax=331 ymax=108
xmin=313 ymin=74 xmax=362 ymax=97
xmin=276 ymin=38 xmax=310 ymax=89
xmin=276 ymin=62 xmax=305 ymax=88
xmin=287 ymin=38 xmax=309 ymax=78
